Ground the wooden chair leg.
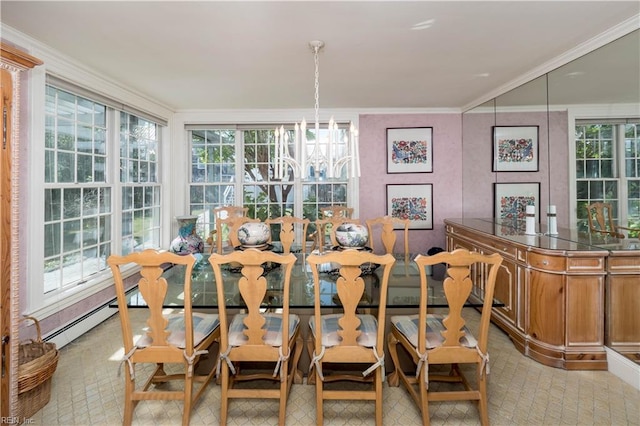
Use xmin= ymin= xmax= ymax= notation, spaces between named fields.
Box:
xmin=291 ymin=336 xmax=304 ymax=384
xmin=315 ymin=369 xmax=323 ymax=426
xmin=386 ymin=332 xmax=401 ymax=387
xmin=477 ymin=365 xmax=489 ymax=426
xmin=123 ymin=376 xmax=135 ymax=426
xmin=306 ymin=337 xmax=316 ymax=385
xmin=220 ymin=364 xmax=230 ymax=426
xmin=182 ymin=375 xmax=193 ymax=426
xmin=419 ymin=369 xmax=430 ymax=426
xmin=375 ymin=369 xmax=383 ymax=426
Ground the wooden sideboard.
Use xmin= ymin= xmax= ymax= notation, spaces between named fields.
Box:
xmin=444 ymin=218 xmax=640 ymax=370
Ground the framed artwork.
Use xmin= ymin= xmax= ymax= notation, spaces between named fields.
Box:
xmin=386 ymin=127 xmax=433 ymax=173
xmin=493 ymin=182 xmax=540 ymax=222
xmin=492 ymin=126 xmax=539 ymax=172
xmin=386 ymin=184 xmax=433 ymax=229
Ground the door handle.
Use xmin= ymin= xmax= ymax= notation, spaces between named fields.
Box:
xmin=1 ymin=334 xmax=9 ymax=377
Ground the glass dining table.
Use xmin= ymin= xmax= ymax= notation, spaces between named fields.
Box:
xmin=115 ymin=251 xmax=501 ymax=310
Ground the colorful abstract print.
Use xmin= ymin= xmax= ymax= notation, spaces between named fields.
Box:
xmin=497 ymin=138 xmax=534 ymax=163
xmin=391 ymin=140 xmax=428 ymax=164
xmin=500 ymin=195 xmax=535 ymax=220
xmin=391 ymin=196 xmax=428 ymax=221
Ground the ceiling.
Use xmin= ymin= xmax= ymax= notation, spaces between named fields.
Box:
xmin=1 ymin=1 xmax=639 ymax=111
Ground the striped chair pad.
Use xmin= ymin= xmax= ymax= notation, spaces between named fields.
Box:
xmin=309 ymin=313 xmax=378 ymax=347
xmin=390 ymin=314 xmax=478 ymax=349
xmin=135 ymin=312 xmax=219 ymax=349
xmin=228 ymin=313 xmax=300 ymax=347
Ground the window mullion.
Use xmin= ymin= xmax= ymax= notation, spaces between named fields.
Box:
xmin=615 ymin=124 xmax=629 ymax=226
xmin=110 ymin=109 xmax=123 ymax=256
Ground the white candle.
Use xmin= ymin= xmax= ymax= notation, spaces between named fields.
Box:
xmin=525 ymin=204 xmax=536 ymax=235
xmin=301 ymin=119 xmax=307 ymax=179
xmin=274 ymin=127 xmax=280 ymax=179
xmin=314 ymin=120 xmax=320 ymax=176
xmin=547 ymin=205 xmax=558 ymax=235
xmin=281 ymin=130 xmax=288 ymax=179
xmin=327 ymin=117 xmax=334 ymax=178
xmin=354 ymin=127 xmax=361 ymax=177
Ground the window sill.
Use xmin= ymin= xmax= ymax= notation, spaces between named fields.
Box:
xmin=26 ymin=264 xmax=139 ymax=320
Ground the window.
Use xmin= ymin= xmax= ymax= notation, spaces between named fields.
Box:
xmin=119 ymin=112 xmax=161 ymax=254
xmin=189 ymin=128 xmax=237 ymax=237
xmin=43 ymin=85 xmax=163 ymax=295
xmin=575 ymin=120 xmax=640 ymax=236
xmin=44 ymin=86 xmax=111 ymax=293
xmin=188 ymin=125 xmax=353 ymax=245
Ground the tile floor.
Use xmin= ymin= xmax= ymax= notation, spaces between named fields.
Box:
xmin=29 ymin=309 xmax=640 ymax=425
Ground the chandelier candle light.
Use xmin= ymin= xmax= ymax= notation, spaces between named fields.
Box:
xmin=274 ymin=41 xmax=360 ymax=180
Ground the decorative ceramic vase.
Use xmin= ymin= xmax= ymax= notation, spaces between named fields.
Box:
xmin=335 ymin=223 xmax=369 ymax=248
xmin=237 ymin=222 xmax=270 ymax=246
xmin=169 ymin=215 xmax=204 ymax=255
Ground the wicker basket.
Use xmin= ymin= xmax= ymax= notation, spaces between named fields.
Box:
xmin=17 ymin=316 xmax=59 ymax=420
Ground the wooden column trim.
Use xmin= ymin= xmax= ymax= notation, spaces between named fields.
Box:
xmin=0 ymin=42 xmax=42 ymax=418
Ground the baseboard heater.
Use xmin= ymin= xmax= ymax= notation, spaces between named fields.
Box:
xmin=44 ymin=300 xmax=119 ymax=349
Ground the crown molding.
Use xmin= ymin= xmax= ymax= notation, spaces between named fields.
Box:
xmin=463 ymin=14 xmax=640 ymax=112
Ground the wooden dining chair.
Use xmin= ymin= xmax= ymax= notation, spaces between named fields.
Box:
xmin=211 ymin=206 xmax=249 ymax=253
xmin=266 ymin=215 xmax=311 ymax=254
xmin=306 ymin=250 xmax=396 ymax=426
xmin=208 ymin=250 xmax=303 ymax=425
xmin=585 ymin=202 xmax=638 ymax=238
xmin=307 ymin=206 xmax=354 ymax=251
xmin=107 ymin=249 xmax=220 ymax=426
xmin=387 ymin=248 xmax=503 ymax=426
xmin=366 ymin=215 xmax=410 ymax=256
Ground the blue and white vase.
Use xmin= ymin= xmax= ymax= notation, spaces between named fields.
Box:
xmin=169 ymin=215 xmax=204 ymax=255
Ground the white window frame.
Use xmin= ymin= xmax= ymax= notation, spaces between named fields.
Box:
xmin=21 ymin=36 xmax=172 ymax=319
xmin=173 ymin=110 xmax=361 ymax=224
xmin=568 ymin=104 xmax=640 ymax=229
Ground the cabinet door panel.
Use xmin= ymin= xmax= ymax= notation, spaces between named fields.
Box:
xmin=494 ymin=260 xmax=516 ymax=322
xmin=607 ymin=275 xmax=640 ymax=347
xmin=528 ymin=270 xmax=564 ymax=345
xmin=566 ymin=275 xmax=603 ymax=346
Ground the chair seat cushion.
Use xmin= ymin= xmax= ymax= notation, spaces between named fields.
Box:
xmin=390 ymin=314 xmax=478 ymax=349
xmin=309 ymin=313 xmax=378 ymax=347
xmin=135 ymin=312 xmax=219 ymax=349
xmin=228 ymin=313 xmax=300 ymax=347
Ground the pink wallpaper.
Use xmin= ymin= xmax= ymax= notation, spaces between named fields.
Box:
xmin=461 ymin=110 xmax=569 ymax=227
xmin=358 ymin=113 xmax=463 ymax=253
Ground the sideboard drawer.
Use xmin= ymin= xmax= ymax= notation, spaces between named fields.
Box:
xmin=528 ymin=252 xmax=565 ymax=271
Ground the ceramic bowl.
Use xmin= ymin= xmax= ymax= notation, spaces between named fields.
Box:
xmin=237 ymin=222 xmax=270 ymax=246
xmin=335 ymin=223 xmax=369 ymax=248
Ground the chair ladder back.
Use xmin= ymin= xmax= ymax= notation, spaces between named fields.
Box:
xmin=109 ymin=250 xmax=197 ymax=350
xmin=414 ymin=249 xmax=503 ymax=352
xmin=266 ymin=216 xmax=310 ymax=254
xmin=209 ymin=250 xmax=296 ymax=348
xmin=213 ymin=206 xmax=249 ymax=253
xmin=307 ymin=250 xmax=395 ymax=349
xmin=366 ymin=216 xmax=409 ymax=255
xmin=586 ymin=202 xmax=624 ymax=238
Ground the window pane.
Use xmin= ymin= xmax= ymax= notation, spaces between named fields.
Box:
xmin=576 ymin=181 xmax=588 ymax=200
